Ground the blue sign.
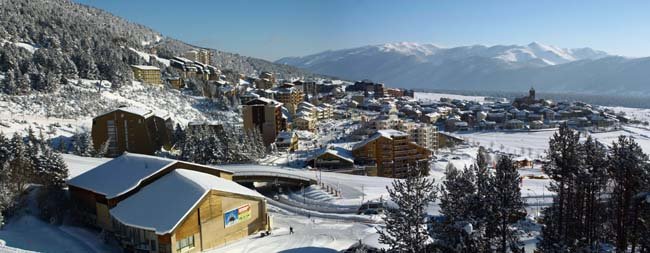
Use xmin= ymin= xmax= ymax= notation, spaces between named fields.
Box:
xmin=224 ymin=208 xmax=239 ymax=227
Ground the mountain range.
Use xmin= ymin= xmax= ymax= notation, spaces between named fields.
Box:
xmin=277 ymin=42 xmax=650 ymax=96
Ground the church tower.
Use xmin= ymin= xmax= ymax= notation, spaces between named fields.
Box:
xmin=529 ymin=87 xmax=536 ymax=100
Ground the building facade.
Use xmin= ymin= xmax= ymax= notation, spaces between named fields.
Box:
xmin=275 ymin=83 xmax=305 ymax=115
xmin=242 ymin=98 xmax=287 ymax=146
xmin=92 ymin=107 xmax=172 ymax=157
xmin=352 ymin=130 xmax=432 ymax=178
xmin=131 ymin=65 xmax=161 ymax=85
xmin=67 ymin=153 xmax=268 ymax=253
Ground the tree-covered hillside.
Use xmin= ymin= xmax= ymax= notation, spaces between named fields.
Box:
xmin=0 ymin=0 xmax=320 ymax=95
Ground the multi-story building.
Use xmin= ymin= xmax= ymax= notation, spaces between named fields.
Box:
xmin=317 ymin=103 xmax=333 ymax=119
xmin=92 ymin=106 xmax=172 ymax=157
xmin=293 ymin=80 xmax=318 ymax=97
xmin=255 ymin=72 xmax=276 ymax=89
xmin=275 ymin=83 xmax=304 ymax=115
xmin=398 ymin=123 xmax=438 ymax=152
xmin=131 ymin=65 xmax=161 ymax=85
xmin=352 ymin=130 xmax=432 ymax=178
xmin=242 ymin=98 xmax=287 ymax=146
xmin=294 ymin=116 xmax=316 ymax=131
xmin=184 ymin=49 xmax=212 ymax=65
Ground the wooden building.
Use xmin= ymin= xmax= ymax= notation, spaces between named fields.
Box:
xmin=307 ymin=146 xmax=355 ymax=172
xmin=67 ymin=153 xmax=269 ymax=253
xmin=352 ymin=130 xmax=432 ymax=178
xmin=242 ymin=98 xmax=287 ymax=146
xmin=91 ymin=106 xmax=173 ymax=157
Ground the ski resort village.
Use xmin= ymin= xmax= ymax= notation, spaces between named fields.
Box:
xmin=1 ymin=0 xmax=650 ymax=252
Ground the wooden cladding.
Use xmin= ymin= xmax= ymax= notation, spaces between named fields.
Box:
xmin=175 ymin=209 xmax=199 ymax=240
xmin=199 ymin=192 xmax=223 ymax=224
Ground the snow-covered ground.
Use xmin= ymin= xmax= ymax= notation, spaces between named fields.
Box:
xmin=0 ymin=80 xmax=238 ymax=137
xmin=415 ymin=92 xmax=486 ymax=103
xmin=0 ymin=186 xmax=121 ymax=253
xmin=456 ymin=130 xmax=557 ymax=158
xmin=214 ymin=209 xmax=378 ymax=253
xmin=605 ymin=106 xmax=650 ymax=123
xmin=2 ymin=146 xmax=551 ymax=252
xmin=591 ymin=126 xmax=650 ymax=153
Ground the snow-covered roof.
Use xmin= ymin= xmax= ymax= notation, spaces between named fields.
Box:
xmin=67 ymin=153 xmax=232 ymax=199
xmin=131 ymin=65 xmax=160 ymax=71
xmin=247 ymin=97 xmax=281 ymax=106
xmin=353 ymin=130 xmax=409 ymax=150
xmin=311 ymin=146 xmax=354 ymax=163
xmin=110 ymin=169 xmax=264 ymax=235
xmin=377 ymin=129 xmax=408 ymax=137
xmin=95 ymin=106 xmax=162 ymax=119
xmin=67 ymin=153 xmax=175 ymax=198
xmin=276 ymin=131 xmax=295 ymax=143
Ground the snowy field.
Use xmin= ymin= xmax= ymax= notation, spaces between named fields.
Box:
xmin=605 ymin=106 xmax=650 ymax=123
xmin=591 ymin=126 xmax=650 ymax=153
xmin=415 ymin=92 xmax=486 ymax=103
xmin=457 ymin=126 xmax=650 ymax=158
xmin=456 ymin=130 xmax=557 ymax=159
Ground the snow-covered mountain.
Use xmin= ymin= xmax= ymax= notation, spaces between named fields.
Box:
xmin=279 ymin=42 xmax=609 ymax=68
xmin=276 ymin=42 xmax=650 ymax=96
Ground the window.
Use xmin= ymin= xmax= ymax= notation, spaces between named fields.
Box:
xmin=176 ymin=235 xmax=195 ymax=252
xmin=106 ymin=120 xmax=118 ymax=153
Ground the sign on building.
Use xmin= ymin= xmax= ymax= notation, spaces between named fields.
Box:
xmin=224 ymin=204 xmax=252 ymax=227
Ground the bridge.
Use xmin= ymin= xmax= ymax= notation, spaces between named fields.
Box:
xmin=223 ymin=164 xmax=317 ymax=186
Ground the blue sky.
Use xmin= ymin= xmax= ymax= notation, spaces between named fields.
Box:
xmin=75 ymin=0 xmax=650 ymax=61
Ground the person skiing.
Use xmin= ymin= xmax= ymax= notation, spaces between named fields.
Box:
xmin=289 ymin=226 xmax=294 ymax=235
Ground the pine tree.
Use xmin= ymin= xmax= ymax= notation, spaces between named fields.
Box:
xmin=576 ymin=136 xmax=608 ymax=251
xmin=7 ymin=133 xmax=35 ymax=193
xmin=2 ymin=68 xmax=17 ymax=94
xmin=607 ymin=135 xmax=650 ymax=252
xmin=538 ymin=124 xmax=581 ymax=251
xmin=34 ymin=148 xmax=68 ymax=187
xmin=378 ymin=168 xmax=437 ymax=253
xmin=473 ymin=147 xmax=495 ymax=251
xmin=491 ymin=155 xmax=525 ymax=253
xmin=436 ymin=163 xmax=484 ymax=252
xmin=71 ymin=131 xmax=95 ymax=157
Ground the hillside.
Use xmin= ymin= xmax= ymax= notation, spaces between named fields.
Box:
xmin=276 ymin=42 xmax=650 ymax=96
xmin=0 ymin=0 xmax=319 ymax=96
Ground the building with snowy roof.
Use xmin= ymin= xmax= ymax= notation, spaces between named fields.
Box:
xmin=242 ymin=98 xmax=288 ymax=146
xmin=67 ymin=153 xmax=269 ymax=253
xmin=91 ymin=106 xmax=173 ymax=157
xmin=131 ymin=65 xmax=161 ymax=85
xmin=352 ymin=129 xmax=432 ymax=178
xmin=274 ymin=131 xmax=298 ymax=152
xmin=306 ymin=146 xmax=358 ymax=173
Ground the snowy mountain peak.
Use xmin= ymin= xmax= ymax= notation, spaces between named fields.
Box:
xmin=376 ymin=42 xmax=441 ymax=56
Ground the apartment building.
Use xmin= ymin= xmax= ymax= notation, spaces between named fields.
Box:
xmin=92 ymin=106 xmax=172 ymax=157
xmin=275 ymin=83 xmax=304 ymax=115
xmin=352 ymin=129 xmax=432 ymax=178
xmin=131 ymin=65 xmax=161 ymax=85
xmin=242 ymin=98 xmax=287 ymax=146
